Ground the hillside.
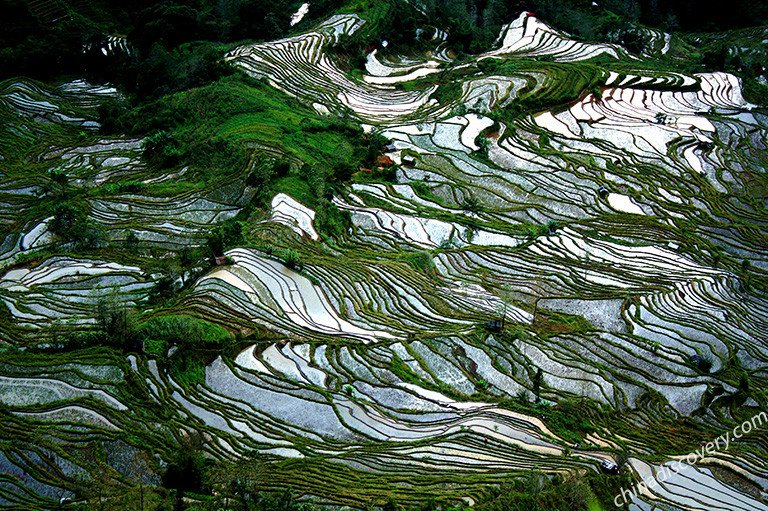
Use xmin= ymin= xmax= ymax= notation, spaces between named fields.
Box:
xmin=1 ymin=1 xmax=767 ymax=510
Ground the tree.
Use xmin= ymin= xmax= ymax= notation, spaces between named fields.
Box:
xmin=163 ymin=439 xmax=206 ymax=511
xmin=207 ymin=220 xmax=243 ymax=257
xmin=277 ymin=248 xmax=303 ymax=270
xmin=96 ymin=297 xmax=140 ymax=350
xmin=49 ymin=203 xmax=87 ymax=243
xmin=532 ymin=367 xmax=543 ymax=402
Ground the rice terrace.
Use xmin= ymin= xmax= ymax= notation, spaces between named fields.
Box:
xmin=0 ymin=0 xmax=767 ymax=510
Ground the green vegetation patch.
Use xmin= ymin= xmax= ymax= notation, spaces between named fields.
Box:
xmin=141 ymin=314 xmax=233 ymax=350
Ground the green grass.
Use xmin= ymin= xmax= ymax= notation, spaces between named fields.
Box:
xmin=140 ymin=314 xmax=233 ymax=349
xmin=113 ymin=73 xmax=385 ymax=231
xmin=169 ymin=355 xmax=206 ymax=387
xmin=124 ymin=74 xmax=368 ymax=174
xmin=144 ymin=338 xmax=167 ymax=357
xmin=399 ymin=250 xmax=438 ymax=276
xmin=273 ymin=176 xmax=316 ymax=206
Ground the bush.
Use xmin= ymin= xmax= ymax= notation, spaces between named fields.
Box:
xmin=102 ymin=181 xmax=145 ymax=195
xmin=163 ymin=445 xmax=206 ymax=492
xmin=49 ymin=203 xmax=87 ymax=242
xmin=207 ymin=220 xmax=244 ymax=257
xmin=401 ymin=250 xmax=436 ymax=275
xmin=276 ymin=249 xmax=303 ymax=270
xmin=140 ymin=314 xmax=233 ymax=349
xmin=169 ymin=355 xmax=207 ymax=387
xmin=462 ymin=196 xmax=483 ymax=213
xmin=142 ymin=130 xmax=183 ymax=167
xmin=315 ymin=200 xmax=351 ymax=238
xmin=431 ymin=82 xmax=462 ymax=105
xmin=96 ymin=298 xmax=141 ymax=351
xmin=690 ymin=354 xmax=714 ymax=374
xmin=144 ymin=338 xmax=167 ymax=357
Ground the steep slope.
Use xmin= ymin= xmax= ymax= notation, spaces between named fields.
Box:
xmin=0 ymin=5 xmax=767 ymax=511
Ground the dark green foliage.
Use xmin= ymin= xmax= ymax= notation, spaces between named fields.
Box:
xmin=499 ymin=397 xmax=600 ymax=444
xmin=411 ymin=181 xmax=447 ymax=206
xmin=247 ymin=159 xmax=279 ymax=190
xmin=383 ymin=496 xmax=401 ymax=511
xmin=315 ymin=200 xmax=351 ymax=238
xmin=142 ymin=130 xmax=184 ymax=168
xmin=149 ymin=273 xmax=181 ymax=304
xmin=169 ymin=354 xmax=207 ymax=387
xmin=141 ymin=314 xmax=233 ymax=350
xmin=0 ymin=0 xmax=295 ymax=96
xmin=144 ymin=338 xmax=167 ymax=357
xmin=97 ymin=96 xmax=132 ymax=134
xmin=0 ymin=1 xmax=90 ymax=81
xmin=742 ymin=76 xmax=768 ymax=106
xmin=462 ymin=196 xmax=483 ymax=213
xmin=532 ymin=367 xmax=543 ymax=401
xmin=276 ymin=248 xmax=303 ymax=270
xmin=547 ymin=399 xmax=599 ymax=440
xmin=430 ymin=82 xmax=463 ymax=104
xmin=49 ymin=203 xmax=104 ymax=249
xmin=523 ymin=0 xmax=767 ymax=41
xmin=118 ymin=75 xmax=383 ymax=194
xmin=46 ymin=169 xmax=70 ymax=196
xmin=690 ymin=353 xmax=714 ymax=374
xmin=163 ymin=443 xmax=206 ymax=493
xmin=133 ymin=42 xmax=235 ymax=99
xmin=96 ymin=298 xmax=142 ymax=351
xmin=209 ymin=486 xmax=325 ymax=511
xmin=102 ymin=181 xmax=145 ymax=195
xmin=49 ymin=203 xmax=86 ymax=241
xmin=419 ymin=0 xmax=512 ymax=54
xmin=523 ymin=221 xmax=558 ymax=239
xmin=401 ymin=251 xmax=437 ymax=276
xmin=473 ymin=472 xmax=593 ymax=511
xmin=478 ymin=59 xmax=604 ymax=120
xmin=207 ymin=219 xmax=244 ymax=257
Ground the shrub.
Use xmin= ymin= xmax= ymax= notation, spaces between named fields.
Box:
xmin=690 ymin=354 xmax=714 ymax=374
xmin=401 ymin=251 xmax=436 ymax=275
xmin=150 ymin=273 xmax=181 ymax=304
xmin=276 ymin=248 xmax=303 ymax=270
xmin=169 ymin=355 xmax=207 ymax=387
xmin=142 ymin=130 xmax=183 ymax=167
xmin=430 ymin=82 xmax=462 ymax=105
xmin=96 ymin=298 xmax=141 ymax=351
xmin=315 ymin=200 xmax=351 ymax=238
xmin=207 ymin=220 xmax=244 ymax=257
xmin=140 ymin=314 xmax=233 ymax=349
xmin=163 ymin=444 xmax=206 ymax=492
xmin=49 ymin=203 xmax=87 ymax=243
xmin=144 ymin=338 xmax=167 ymax=357
xmin=102 ymin=181 xmax=145 ymax=195
xmin=461 ymin=196 xmax=483 ymax=213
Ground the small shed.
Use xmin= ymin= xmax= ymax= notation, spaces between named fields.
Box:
xmin=402 ymin=155 xmax=417 ymax=166
xmin=600 ymin=460 xmax=620 ymax=475
xmin=485 ymin=319 xmax=503 ymax=332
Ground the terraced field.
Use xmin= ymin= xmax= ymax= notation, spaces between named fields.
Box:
xmin=1 ymin=6 xmax=767 ymax=511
